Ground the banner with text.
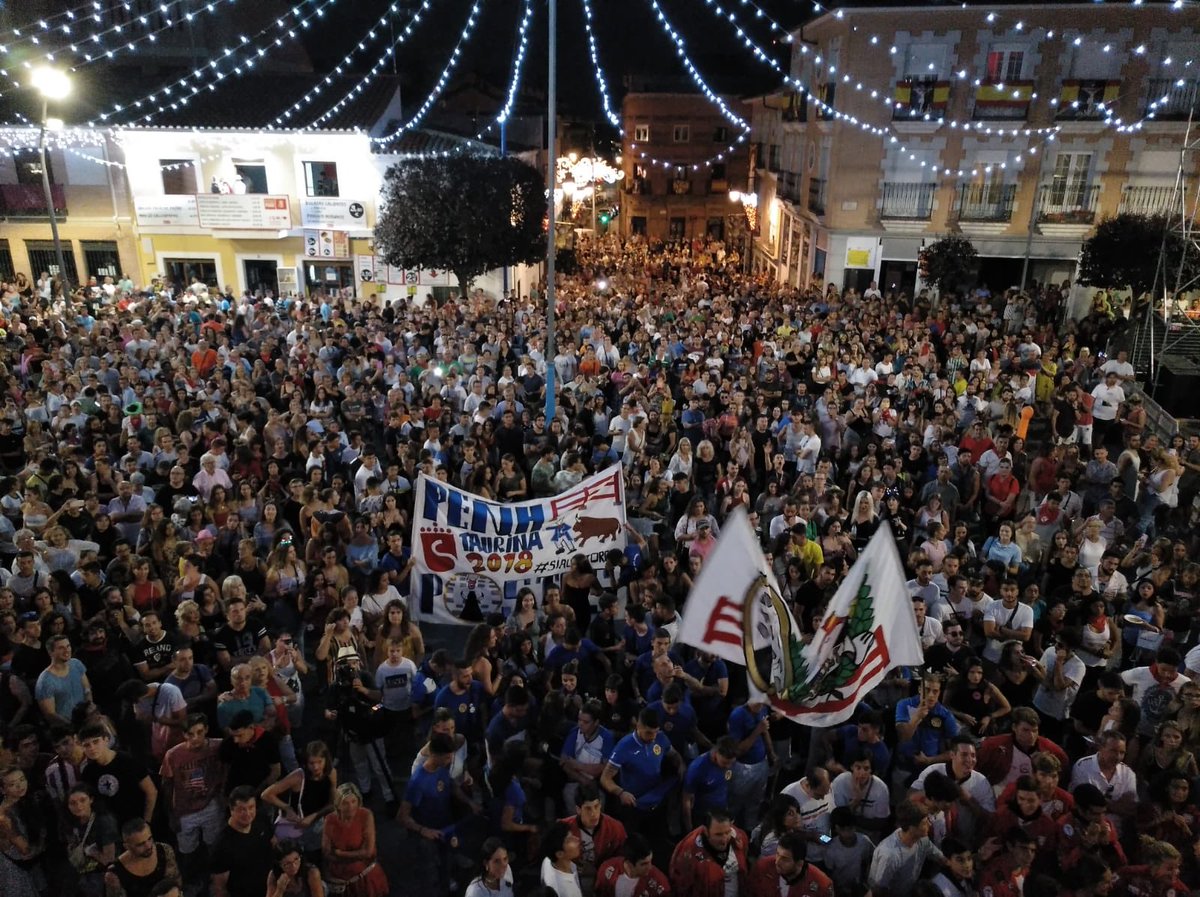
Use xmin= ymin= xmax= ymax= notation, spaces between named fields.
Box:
xmin=411 ymin=468 xmax=627 ymax=624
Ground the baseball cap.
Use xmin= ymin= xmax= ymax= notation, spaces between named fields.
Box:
xmin=194 ymin=530 xmax=214 ymax=542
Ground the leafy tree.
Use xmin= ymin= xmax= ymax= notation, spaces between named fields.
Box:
xmin=1079 ymin=213 xmax=1199 ymax=297
xmin=918 ymin=235 xmax=978 ymax=294
xmin=374 ymin=154 xmax=546 ymax=293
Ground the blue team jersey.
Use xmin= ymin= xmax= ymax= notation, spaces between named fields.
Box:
xmin=434 ymin=681 xmax=486 ymax=741
xmin=684 ymin=751 xmax=732 ymax=813
xmin=894 ymin=696 xmax=959 ymax=764
xmin=607 ymin=730 xmax=672 ymax=798
xmin=683 ymin=657 xmax=729 ymax=720
xmin=404 ymin=763 xmax=454 ymax=828
xmin=623 ymin=626 xmax=656 ymax=658
xmin=728 ymin=704 xmax=769 ymax=764
xmin=647 ymin=700 xmax=699 ymax=755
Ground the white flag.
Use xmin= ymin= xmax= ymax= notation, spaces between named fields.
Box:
xmin=679 ymin=513 xmax=923 ymax=727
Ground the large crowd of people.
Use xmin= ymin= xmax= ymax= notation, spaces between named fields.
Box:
xmin=0 ymin=233 xmax=1197 ymax=897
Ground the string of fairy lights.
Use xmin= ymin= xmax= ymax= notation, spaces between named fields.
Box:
xmin=90 ymin=0 xmax=341 ymax=125
xmin=370 ymin=0 xmax=484 ymax=145
xmin=0 ymin=0 xmax=1189 ymax=185
xmin=271 ymin=0 xmax=434 ymax=129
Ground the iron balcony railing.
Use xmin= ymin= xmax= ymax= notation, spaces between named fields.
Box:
xmin=1036 ymin=183 xmax=1101 ymax=225
xmin=1147 ymin=78 xmax=1199 ymax=120
xmin=880 ymin=182 xmax=937 ymax=220
xmin=1120 ymin=184 xmax=1183 ymax=217
xmin=956 ymin=183 xmax=1017 ymax=222
xmin=808 ymin=178 xmax=827 ymax=215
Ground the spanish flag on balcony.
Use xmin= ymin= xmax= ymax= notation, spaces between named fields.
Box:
xmin=1059 ymin=79 xmax=1121 ymax=107
xmin=974 ymin=80 xmax=1034 ymax=110
xmin=893 ymin=80 xmax=951 ymax=116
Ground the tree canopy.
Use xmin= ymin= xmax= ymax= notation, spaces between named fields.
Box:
xmin=1079 ymin=213 xmax=1198 ymax=298
xmin=374 ymin=154 xmax=547 ymax=292
xmin=918 ymin=235 xmax=978 ymax=294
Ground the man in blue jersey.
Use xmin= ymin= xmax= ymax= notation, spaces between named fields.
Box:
xmin=682 ymin=736 xmax=738 ymax=831
xmin=600 ymin=707 xmax=684 ymax=840
xmin=433 ymin=657 xmax=487 ymax=748
xmin=727 ymin=698 xmax=777 ymax=833
xmin=398 ymin=733 xmax=464 ymax=897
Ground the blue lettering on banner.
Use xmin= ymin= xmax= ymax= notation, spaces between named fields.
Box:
xmin=459 ymin=533 xmax=545 ymax=552
xmin=424 ymin=478 xmax=547 ymax=535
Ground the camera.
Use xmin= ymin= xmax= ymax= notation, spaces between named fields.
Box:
xmin=335 ymin=662 xmax=358 ymax=687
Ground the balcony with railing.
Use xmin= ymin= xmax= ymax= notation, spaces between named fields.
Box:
xmin=808 ymin=178 xmax=827 ymax=215
xmin=670 ymin=179 xmax=692 ymax=195
xmin=776 ymin=171 xmax=803 ymax=205
xmin=1120 ymin=184 xmax=1182 ymax=217
xmin=1036 ymin=183 xmax=1101 ymax=225
xmin=1147 ymin=78 xmax=1199 ymax=121
xmin=709 ymin=178 xmax=729 ymax=195
xmin=1056 ymin=79 xmax=1121 ymax=121
xmin=956 ymin=183 xmax=1017 ymax=222
xmin=880 ymin=183 xmax=937 ymax=220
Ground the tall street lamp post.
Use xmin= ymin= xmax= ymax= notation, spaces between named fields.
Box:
xmin=31 ymin=66 xmax=72 ymax=294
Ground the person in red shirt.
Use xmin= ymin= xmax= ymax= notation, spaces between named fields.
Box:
xmin=1112 ymin=838 xmax=1187 ymax=897
xmin=978 ymin=828 xmax=1037 ymax=897
xmin=191 ymin=339 xmax=218 ymax=378
xmin=976 ymin=709 xmax=1069 ymax=792
xmin=748 ymin=831 xmax=834 ymax=897
xmin=595 ymin=834 xmax=670 ymax=897
xmin=960 ymin=420 xmax=995 ymax=464
xmin=997 ymin=752 xmax=1073 ymax=821
xmin=560 ymin=783 xmax=628 ymax=892
xmin=984 ymin=459 xmax=1022 ymax=522
xmin=1056 ymin=784 xmax=1127 ymax=874
xmin=669 ymin=810 xmax=750 ymax=897
xmin=988 ymin=775 xmax=1060 ymax=861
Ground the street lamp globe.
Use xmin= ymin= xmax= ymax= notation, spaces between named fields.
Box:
xmin=30 ymin=67 xmax=71 ymax=101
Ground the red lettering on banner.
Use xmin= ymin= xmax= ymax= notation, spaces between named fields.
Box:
xmin=702 ymin=596 xmax=745 ymax=648
xmin=550 ymin=468 xmax=623 ymax=518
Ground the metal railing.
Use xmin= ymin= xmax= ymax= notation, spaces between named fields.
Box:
xmin=880 ymin=182 xmax=937 ymax=220
xmin=776 ymin=171 xmax=803 ymax=205
xmin=1147 ymin=78 xmax=1199 ymax=120
xmin=1036 ymin=183 xmax=1100 ymax=225
xmin=808 ymin=178 xmax=827 ymax=215
xmin=956 ymin=183 xmax=1016 ymax=222
xmin=1119 ymin=184 xmax=1182 ymax=218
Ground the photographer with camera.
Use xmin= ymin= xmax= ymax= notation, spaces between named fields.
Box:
xmin=323 ymin=646 xmax=397 ymax=814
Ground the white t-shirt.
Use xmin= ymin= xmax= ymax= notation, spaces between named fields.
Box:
xmin=982 ymin=602 xmax=1034 ymax=663
xmin=540 ymin=859 xmax=583 ymax=897
xmin=375 ymin=657 xmax=417 ymax=712
xmin=781 ymin=778 xmax=835 ymax=862
xmin=1090 ymin=383 xmax=1125 ymax=421
xmin=831 ymin=771 xmax=891 ymax=822
xmin=1032 ymin=647 xmax=1086 ymax=720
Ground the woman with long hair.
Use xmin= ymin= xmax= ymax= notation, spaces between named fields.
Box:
xmin=464 ymin=838 xmax=514 ymax=897
xmin=124 ymin=557 xmax=166 ymax=617
xmin=0 ymin=766 xmax=44 ymax=897
xmin=465 ymin=622 xmax=503 ymax=697
xmin=561 ymin=554 xmax=599 ymax=631
xmin=63 ymin=783 xmax=118 ymax=897
xmin=263 ymin=740 xmax=337 ymax=857
xmin=370 ymin=599 xmax=424 ymax=668
xmin=266 ymin=840 xmax=325 ymax=897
